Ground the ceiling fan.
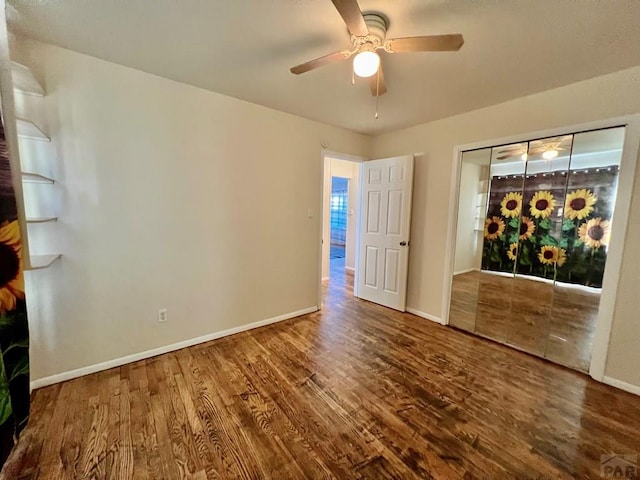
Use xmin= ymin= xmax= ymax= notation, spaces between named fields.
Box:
xmin=289 ymin=0 xmax=465 ymax=98
xmin=496 ymin=136 xmax=574 ymax=161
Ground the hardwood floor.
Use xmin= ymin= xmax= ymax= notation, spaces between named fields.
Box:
xmin=3 ymin=259 xmax=640 ymax=479
xmin=450 ymin=270 xmax=600 ymax=372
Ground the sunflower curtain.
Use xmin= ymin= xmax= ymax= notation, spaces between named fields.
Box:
xmin=0 ymin=123 xmax=29 ymax=467
xmin=482 ymin=166 xmax=618 ymax=288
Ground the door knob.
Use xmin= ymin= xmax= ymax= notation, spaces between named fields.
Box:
xmin=400 ymin=241 xmax=407 ymax=246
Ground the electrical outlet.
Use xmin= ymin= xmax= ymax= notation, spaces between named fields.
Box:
xmin=158 ymin=308 xmax=168 ymax=323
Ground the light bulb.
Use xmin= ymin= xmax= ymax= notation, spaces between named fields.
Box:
xmin=353 ymin=51 xmax=380 ymax=78
xmin=542 ymin=149 xmax=558 ymax=160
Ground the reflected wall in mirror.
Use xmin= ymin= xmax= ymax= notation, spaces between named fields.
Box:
xmin=450 ymin=148 xmax=490 ymax=334
xmin=449 ymin=126 xmax=626 ymax=372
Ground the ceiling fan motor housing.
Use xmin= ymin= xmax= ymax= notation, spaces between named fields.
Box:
xmin=361 ymin=13 xmax=388 ymax=46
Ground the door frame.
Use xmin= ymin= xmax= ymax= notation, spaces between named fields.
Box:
xmin=442 ymin=114 xmax=640 ymax=383
xmin=318 ymin=149 xmax=365 ymax=309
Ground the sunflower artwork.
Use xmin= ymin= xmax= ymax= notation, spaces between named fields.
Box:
xmin=559 ymin=167 xmax=618 ymax=287
xmin=481 ymin=167 xmax=619 ymax=288
xmin=0 ymin=125 xmax=30 ymax=467
xmin=519 ymin=188 xmax=563 ymax=280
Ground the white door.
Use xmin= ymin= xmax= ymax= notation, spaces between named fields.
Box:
xmin=356 ymin=155 xmax=414 ymax=311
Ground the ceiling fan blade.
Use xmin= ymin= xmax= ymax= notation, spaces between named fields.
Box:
xmin=290 ymin=50 xmax=351 ymax=75
xmin=497 ymin=154 xmax=519 ymax=160
xmin=369 ymin=66 xmax=387 ymax=96
xmin=331 ymin=0 xmax=369 ymax=36
xmin=386 ymin=34 xmax=464 ymax=53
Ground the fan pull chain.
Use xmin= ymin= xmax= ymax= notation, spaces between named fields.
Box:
xmin=374 ymin=69 xmax=380 ymax=119
xmin=351 ymin=68 xmax=355 ymax=86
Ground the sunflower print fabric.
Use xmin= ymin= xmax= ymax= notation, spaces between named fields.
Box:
xmin=564 ymin=189 xmax=597 ymax=220
xmin=500 ymin=192 xmax=522 ymax=218
xmin=579 ymin=217 xmax=610 ymax=248
xmin=0 ymin=124 xmax=30 ymax=469
xmin=484 ymin=216 xmax=505 ymax=240
xmin=518 ymin=216 xmax=535 ymax=241
xmin=0 ymin=221 xmax=25 ymax=314
xmin=481 ymin=165 xmax=618 ymax=288
xmin=529 ymin=191 xmax=556 ymax=219
xmin=537 ymin=246 xmax=567 ymax=267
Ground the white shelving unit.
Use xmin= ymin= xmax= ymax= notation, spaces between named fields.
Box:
xmin=474 ymin=179 xmax=489 ymax=231
xmin=26 ymin=216 xmax=58 ymax=224
xmin=29 ymin=254 xmax=62 ymax=270
xmin=16 ymin=118 xmax=50 ymax=141
xmin=11 ymin=61 xmax=45 ymax=97
xmin=21 ymin=172 xmax=55 ymax=184
xmin=8 ymin=61 xmax=61 ymax=270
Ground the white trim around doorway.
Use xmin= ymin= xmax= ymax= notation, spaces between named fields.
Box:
xmin=318 ymin=149 xmax=365 ymax=309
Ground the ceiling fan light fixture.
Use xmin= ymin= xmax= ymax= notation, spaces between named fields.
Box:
xmin=353 ymin=44 xmax=380 ymax=78
xmin=542 ymin=149 xmax=559 ymax=160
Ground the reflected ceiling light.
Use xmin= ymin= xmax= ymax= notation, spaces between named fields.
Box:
xmin=542 ymin=149 xmax=559 ymax=160
xmin=353 ymin=43 xmax=380 ymax=78
xmin=521 ymin=153 xmax=528 ymax=162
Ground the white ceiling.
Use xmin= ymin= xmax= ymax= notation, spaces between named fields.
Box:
xmin=7 ymin=0 xmax=640 ymax=135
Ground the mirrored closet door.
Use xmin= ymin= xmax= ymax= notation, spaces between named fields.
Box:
xmin=449 ymin=126 xmax=625 ymax=372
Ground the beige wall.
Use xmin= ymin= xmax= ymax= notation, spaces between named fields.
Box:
xmin=13 ymin=39 xmax=369 ymax=381
xmin=372 ymin=65 xmax=640 ymax=389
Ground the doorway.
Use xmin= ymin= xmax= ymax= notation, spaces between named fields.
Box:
xmin=320 ymin=153 xmax=416 ymax=313
xmin=321 ymin=156 xmax=360 ymax=289
xmin=330 ymin=176 xmax=348 ymax=265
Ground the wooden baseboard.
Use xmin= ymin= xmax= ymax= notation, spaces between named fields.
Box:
xmin=30 ymin=306 xmax=318 ymax=390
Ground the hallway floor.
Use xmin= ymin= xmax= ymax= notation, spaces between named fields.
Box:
xmin=329 ymin=244 xmax=345 ymax=259
xmin=3 ymin=261 xmax=640 ymax=479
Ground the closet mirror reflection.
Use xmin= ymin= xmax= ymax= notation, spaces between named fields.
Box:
xmin=450 ymin=126 xmax=625 ymax=372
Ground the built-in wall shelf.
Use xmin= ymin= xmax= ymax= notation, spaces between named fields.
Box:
xmin=21 ymin=172 xmax=55 ymax=184
xmin=16 ymin=119 xmax=50 ymax=141
xmin=11 ymin=61 xmax=45 ymax=97
xmin=27 ymin=216 xmax=58 ymax=224
xmin=27 ymin=254 xmax=61 ymax=270
xmin=4 ymin=58 xmax=59 ymax=274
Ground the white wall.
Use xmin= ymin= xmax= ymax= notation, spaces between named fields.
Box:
xmin=321 ymin=157 xmax=360 ymax=278
xmin=12 ymin=38 xmax=370 ymax=382
xmin=372 ymin=64 xmax=640 ymax=389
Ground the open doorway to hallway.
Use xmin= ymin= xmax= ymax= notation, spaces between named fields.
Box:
xmin=321 ymin=155 xmax=361 ymax=298
xmin=329 ymin=176 xmax=348 ymax=266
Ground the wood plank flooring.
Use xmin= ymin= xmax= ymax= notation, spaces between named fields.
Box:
xmin=450 ymin=270 xmax=599 ymax=372
xmin=3 ymin=259 xmax=640 ymax=479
